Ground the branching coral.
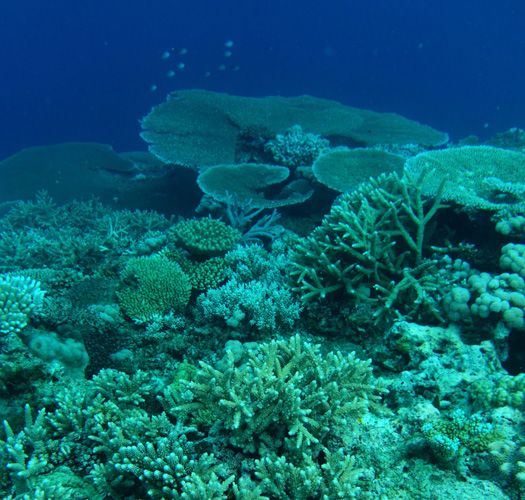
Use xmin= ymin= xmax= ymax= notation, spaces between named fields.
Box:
xmin=264 ymin=124 xmax=329 ymax=168
xmin=0 ymin=275 xmax=44 ymax=335
xmin=164 ymin=335 xmax=383 ymax=456
xmin=196 ymin=243 xmax=302 ymax=334
xmin=290 ymin=170 xmax=447 ymax=325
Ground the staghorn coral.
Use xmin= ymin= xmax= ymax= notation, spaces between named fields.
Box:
xmin=290 ymin=170 xmax=448 ymax=326
xmin=163 ymin=335 xmax=383 ymax=456
xmin=0 ymin=370 xmax=231 ymax=498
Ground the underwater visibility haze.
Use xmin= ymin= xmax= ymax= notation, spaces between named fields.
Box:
xmin=1 ymin=1 xmax=525 ymax=498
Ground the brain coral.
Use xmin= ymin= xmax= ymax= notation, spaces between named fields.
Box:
xmin=405 ymin=145 xmax=525 ymax=211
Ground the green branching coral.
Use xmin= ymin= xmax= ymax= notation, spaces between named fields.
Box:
xmin=164 ymin=335 xmax=383 ymax=457
xmin=1 ymin=358 xmax=374 ymax=499
xmin=0 ymin=370 xmax=235 ymax=499
xmin=290 ymin=170 xmax=447 ymax=325
xmin=117 ymin=254 xmax=191 ymax=322
xmin=113 ymin=429 xmax=234 ymax=499
xmin=249 ymin=449 xmax=363 ymax=499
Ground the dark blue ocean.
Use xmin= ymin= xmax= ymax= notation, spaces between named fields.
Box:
xmin=1 ymin=0 xmax=524 ymax=159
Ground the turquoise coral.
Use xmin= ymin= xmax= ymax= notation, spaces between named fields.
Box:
xmin=0 ymin=275 xmax=44 ymax=335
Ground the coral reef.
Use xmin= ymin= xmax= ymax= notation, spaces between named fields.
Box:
xmin=0 ymin=275 xmax=44 ymax=335
xmin=197 ymin=162 xmax=313 ymax=209
xmin=140 ymin=89 xmax=448 ymax=167
xmin=4 ymin=125 xmax=525 ymax=499
xmin=196 ymin=242 xmax=301 ymax=335
xmin=171 ymin=218 xmax=241 ymax=257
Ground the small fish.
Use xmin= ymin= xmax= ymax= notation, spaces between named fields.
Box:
xmin=149 ymin=84 xmax=158 ymax=92
xmin=177 ymin=62 xmax=185 ymax=70
xmin=204 ymin=71 xmax=211 ymax=77
xmin=218 ymin=64 xmax=226 ymax=71
xmin=224 ymin=50 xmax=232 ymax=58
xmin=224 ymin=40 xmax=234 ymax=48
xmin=161 ymin=51 xmax=171 ymax=59
xmin=166 ymin=70 xmax=176 ymax=78
xmin=179 ymin=48 xmax=188 ymax=55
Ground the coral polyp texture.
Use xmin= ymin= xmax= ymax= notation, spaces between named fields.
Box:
xmin=312 ymin=147 xmax=405 ymax=192
xmin=140 ymin=89 xmax=448 ymax=168
xmin=117 ymin=254 xmax=191 ymax=322
xmin=171 ymin=217 xmax=241 ymax=256
xmin=197 ymin=162 xmax=314 ymax=208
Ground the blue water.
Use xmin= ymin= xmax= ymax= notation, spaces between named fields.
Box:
xmin=1 ymin=0 xmax=524 ymax=159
